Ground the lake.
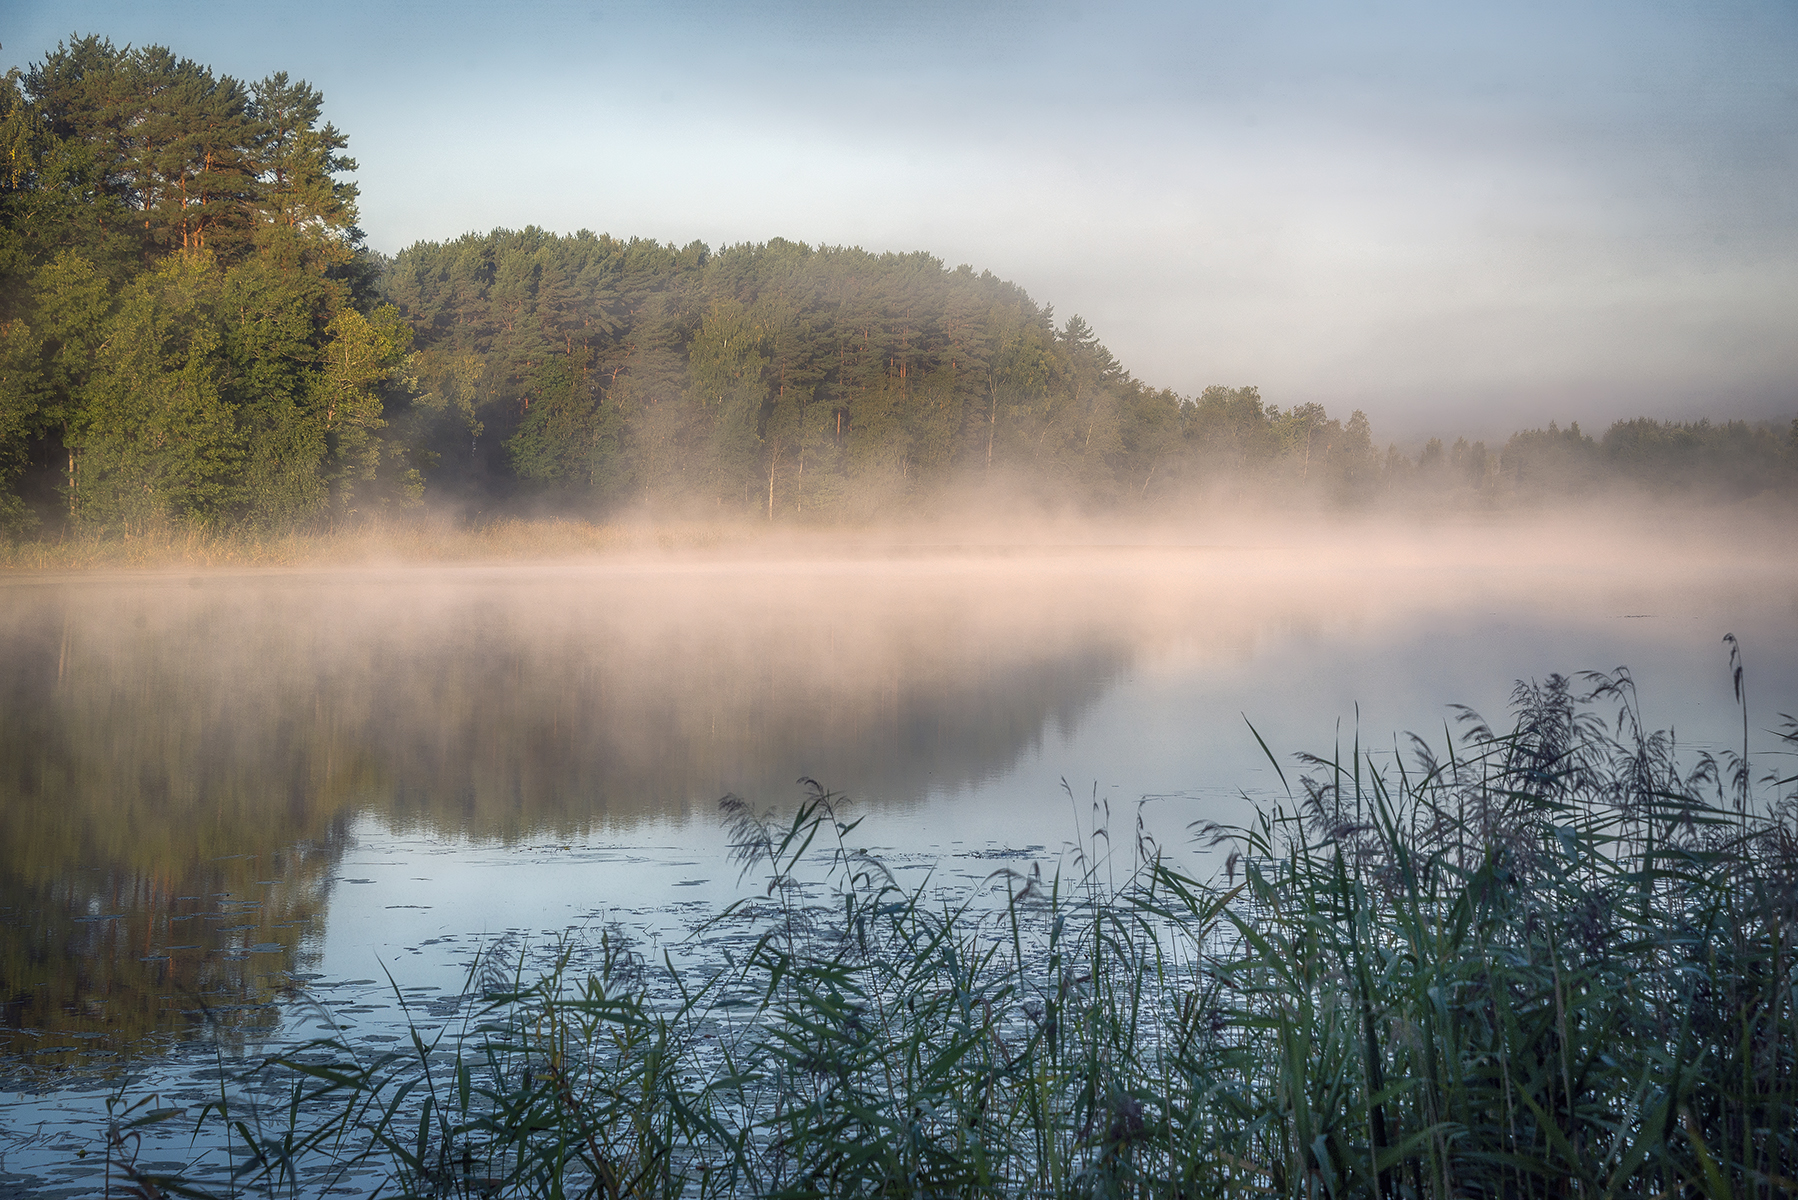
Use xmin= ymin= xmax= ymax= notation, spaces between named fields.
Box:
xmin=2 ymin=511 xmax=1795 ymax=1188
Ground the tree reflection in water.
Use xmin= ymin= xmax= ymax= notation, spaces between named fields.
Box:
xmin=0 ymin=558 xmax=1147 ymax=1071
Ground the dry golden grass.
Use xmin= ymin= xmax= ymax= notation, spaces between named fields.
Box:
xmin=6 ymin=495 xmax=1796 ymax=575
xmin=0 ymin=517 xmax=764 ymax=571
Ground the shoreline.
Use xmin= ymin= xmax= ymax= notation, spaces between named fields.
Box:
xmin=4 ymin=496 xmax=1797 ymax=575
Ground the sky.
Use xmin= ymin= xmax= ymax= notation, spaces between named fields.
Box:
xmin=6 ymin=0 xmax=1796 ymax=439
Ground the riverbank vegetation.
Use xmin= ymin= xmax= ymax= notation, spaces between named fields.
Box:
xmin=4 ymin=36 xmax=1797 ymax=551
xmin=0 ymin=515 xmax=680 ymax=569
xmin=87 ymin=666 xmax=1797 ymax=1199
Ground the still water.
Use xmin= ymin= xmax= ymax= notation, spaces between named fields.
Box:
xmin=1 ymin=520 xmax=1795 ymax=1183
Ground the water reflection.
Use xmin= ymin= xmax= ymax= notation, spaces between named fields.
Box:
xmin=0 ymin=557 xmax=1146 ymax=1066
xmin=0 ymin=841 xmax=340 ymax=1068
xmin=4 ymin=530 xmax=1794 ymax=1072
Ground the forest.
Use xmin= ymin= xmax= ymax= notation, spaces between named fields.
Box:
xmin=2 ymin=36 xmax=1795 ymax=542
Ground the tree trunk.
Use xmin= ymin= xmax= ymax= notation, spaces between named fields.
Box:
xmin=987 ymin=383 xmax=997 ymax=470
xmin=767 ymin=445 xmax=779 ymax=520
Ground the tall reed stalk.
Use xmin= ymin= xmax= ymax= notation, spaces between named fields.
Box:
xmin=105 ymin=669 xmax=1796 ymax=1199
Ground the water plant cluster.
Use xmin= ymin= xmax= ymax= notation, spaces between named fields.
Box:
xmin=101 ymin=665 xmax=1796 ymax=1199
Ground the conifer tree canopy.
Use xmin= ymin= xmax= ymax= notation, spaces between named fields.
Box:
xmin=0 ymin=35 xmax=1791 ymax=541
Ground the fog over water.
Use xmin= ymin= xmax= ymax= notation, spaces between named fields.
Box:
xmin=2 ymin=511 xmax=1795 ymax=1089
xmin=4 ymin=1 xmax=1795 ymax=1184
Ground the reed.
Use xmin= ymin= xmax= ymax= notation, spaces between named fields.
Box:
xmin=103 ymin=668 xmax=1796 ymax=1198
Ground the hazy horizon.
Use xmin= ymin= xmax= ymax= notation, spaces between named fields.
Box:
xmin=6 ymin=0 xmax=1796 ymax=441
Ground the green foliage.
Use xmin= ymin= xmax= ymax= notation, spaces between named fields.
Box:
xmin=3 ymin=33 xmax=1794 ymax=537
xmin=113 ymin=672 xmax=1798 ymax=1198
xmin=316 ymin=303 xmax=419 ymax=515
xmin=0 ymin=36 xmax=410 ymax=536
xmin=71 ymin=253 xmax=242 ymax=528
xmin=398 ymin=218 xmax=1795 ymax=516
xmin=1491 ymin=416 xmax=1798 ymax=503
xmin=391 ymin=230 xmax=1512 ymax=517
xmin=383 ymin=230 xmax=1176 ymax=515
xmin=1498 ymin=419 xmax=1597 ymax=492
xmin=505 ymin=345 xmax=623 ymax=491
xmin=1599 ymin=417 xmax=1793 ymax=497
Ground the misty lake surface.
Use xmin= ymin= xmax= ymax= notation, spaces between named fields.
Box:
xmin=3 ymin=518 xmax=1796 ymax=1182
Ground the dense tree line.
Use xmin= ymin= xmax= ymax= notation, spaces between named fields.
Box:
xmin=0 ymin=36 xmax=417 ymax=539
xmin=384 ymin=228 xmax=1205 ymax=516
xmin=384 ymin=228 xmax=1471 ymax=517
xmin=383 ymin=223 xmax=1798 ymax=517
xmin=2 ymin=37 xmax=1794 ymax=540
xmin=1481 ymin=417 xmax=1797 ymax=499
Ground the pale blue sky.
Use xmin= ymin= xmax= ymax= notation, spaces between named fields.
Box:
xmin=7 ymin=0 xmax=1795 ymax=438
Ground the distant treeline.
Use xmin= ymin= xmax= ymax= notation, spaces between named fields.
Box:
xmin=2 ymin=37 xmax=1794 ymax=540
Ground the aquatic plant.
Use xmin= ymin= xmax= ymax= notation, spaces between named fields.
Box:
xmin=100 ymin=665 xmax=1797 ymax=1198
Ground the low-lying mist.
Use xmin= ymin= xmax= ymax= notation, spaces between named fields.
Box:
xmin=2 ymin=506 xmax=1793 ymax=1060
xmin=5 ymin=505 xmax=1792 ymax=836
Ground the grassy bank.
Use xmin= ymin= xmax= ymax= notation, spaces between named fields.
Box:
xmin=97 ymin=670 xmax=1798 ymax=1198
xmin=0 ymin=518 xmax=744 ymax=571
xmin=5 ymin=501 xmax=1797 ymax=574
